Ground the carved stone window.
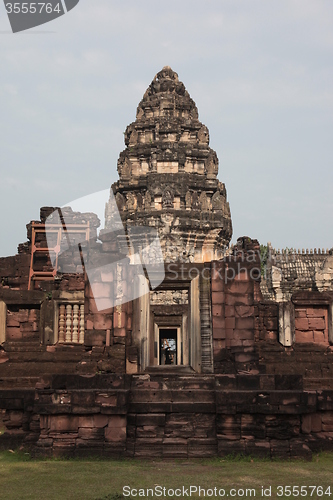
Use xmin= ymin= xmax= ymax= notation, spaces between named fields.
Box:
xmin=55 ymin=302 xmax=84 ymax=344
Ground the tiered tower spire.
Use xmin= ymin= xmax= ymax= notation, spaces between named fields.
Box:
xmin=106 ymin=67 xmax=232 ymax=262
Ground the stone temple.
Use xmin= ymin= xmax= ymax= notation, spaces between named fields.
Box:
xmin=0 ymin=67 xmax=333 ymax=459
xmin=106 ymin=65 xmax=232 ymax=263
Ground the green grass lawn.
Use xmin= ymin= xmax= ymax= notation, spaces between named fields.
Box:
xmin=0 ymin=450 xmax=332 ymax=500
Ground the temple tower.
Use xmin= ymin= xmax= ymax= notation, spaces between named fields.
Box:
xmin=105 ymin=66 xmax=232 ymax=262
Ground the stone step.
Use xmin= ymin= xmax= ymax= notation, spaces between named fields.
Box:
xmin=131 ymin=373 xmax=304 ymax=391
xmin=129 ymin=401 xmax=216 ymax=414
xmin=145 ymin=366 xmax=195 ymax=374
xmin=4 ymin=342 xmax=87 ymax=353
xmin=46 ymin=373 xmax=130 ymax=390
xmin=5 ymin=350 xmax=86 ymax=363
xmin=4 ymin=342 xmax=44 ymax=352
xmin=129 ymin=389 xmax=215 ymax=403
xmin=0 ymin=376 xmax=40 ymax=389
xmin=0 ymin=361 xmax=96 ymax=377
xmin=131 ymin=373 xmax=215 ymax=390
xmin=304 ymin=378 xmax=333 ymax=389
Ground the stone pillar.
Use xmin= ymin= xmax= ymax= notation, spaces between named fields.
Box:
xmin=132 ymin=274 xmax=150 ymax=372
xmin=190 ymin=275 xmax=201 ymax=373
xmin=272 ymin=266 xmax=284 ymax=302
xmin=278 ymin=301 xmax=295 ymax=347
xmin=200 ymin=266 xmax=214 ymax=373
xmin=329 ymin=301 xmax=333 ymax=345
xmin=40 ymin=298 xmax=55 ymax=345
xmin=0 ymin=301 xmax=6 ymax=344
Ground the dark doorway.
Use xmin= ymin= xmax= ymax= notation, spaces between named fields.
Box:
xmin=159 ymin=328 xmax=177 ymax=365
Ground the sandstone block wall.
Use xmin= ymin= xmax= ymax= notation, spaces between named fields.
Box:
xmin=295 ymin=306 xmax=329 ymax=344
xmin=6 ymin=306 xmax=40 ymax=342
xmin=2 ymin=374 xmax=333 ymax=459
xmin=211 ymin=254 xmax=261 ymax=374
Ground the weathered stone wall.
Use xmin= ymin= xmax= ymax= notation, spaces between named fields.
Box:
xmin=1 ymin=236 xmax=333 ymax=384
xmin=295 ymin=306 xmax=329 ymax=344
xmin=211 ymin=240 xmax=262 ymax=374
xmin=6 ymin=306 xmax=40 ymax=342
xmin=258 ymin=342 xmax=333 ymax=388
xmin=2 ymin=374 xmax=333 ymax=459
xmin=1 ymin=232 xmax=333 ymax=458
xmin=0 ymin=253 xmax=30 ymax=290
xmin=210 ymin=243 xmax=333 ymax=385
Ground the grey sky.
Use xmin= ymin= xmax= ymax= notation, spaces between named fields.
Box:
xmin=0 ymin=0 xmax=332 ymax=257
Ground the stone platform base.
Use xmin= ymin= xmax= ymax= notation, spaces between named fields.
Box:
xmin=1 ymin=373 xmax=333 ymax=459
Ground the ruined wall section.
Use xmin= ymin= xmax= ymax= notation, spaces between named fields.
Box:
xmin=210 ymin=239 xmax=333 ymax=385
xmin=211 ymin=238 xmax=262 ymax=374
xmin=262 ymin=248 xmax=333 ymax=302
xmin=0 ymin=207 xmax=127 ymax=379
xmin=0 ymin=253 xmax=30 ymax=291
xmin=83 ymin=231 xmax=134 ymax=374
xmin=258 ymin=291 xmax=333 ymax=389
xmin=0 ymin=206 xmax=100 ymax=293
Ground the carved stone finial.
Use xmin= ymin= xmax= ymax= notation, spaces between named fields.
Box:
xmin=137 ymin=193 xmax=143 ymax=211
xmin=199 ymin=191 xmax=209 ymax=211
xmin=129 ymin=129 xmax=138 ymax=147
xmin=211 ymin=191 xmax=223 ymax=211
xmin=126 ymin=193 xmax=136 ymax=211
xmin=198 ymin=126 xmax=209 ymax=146
xmin=162 ymin=189 xmax=174 ymax=209
xmin=115 ymin=192 xmax=125 ymax=212
xmin=136 ymin=107 xmax=144 ymax=120
xmin=206 ymin=153 xmax=218 ymax=179
xmin=185 ymin=191 xmax=192 ymax=210
xmin=144 ymin=191 xmax=151 ymax=210
xmin=120 ymin=157 xmax=131 ymax=180
xmin=192 ymin=192 xmax=199 ymax=210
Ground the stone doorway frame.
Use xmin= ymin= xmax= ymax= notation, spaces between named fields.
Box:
xmin=132 ymin=269 xmax=201 ymax=373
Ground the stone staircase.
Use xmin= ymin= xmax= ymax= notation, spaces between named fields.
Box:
xmin=128 ymin=373 xmax=217 ymax=457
